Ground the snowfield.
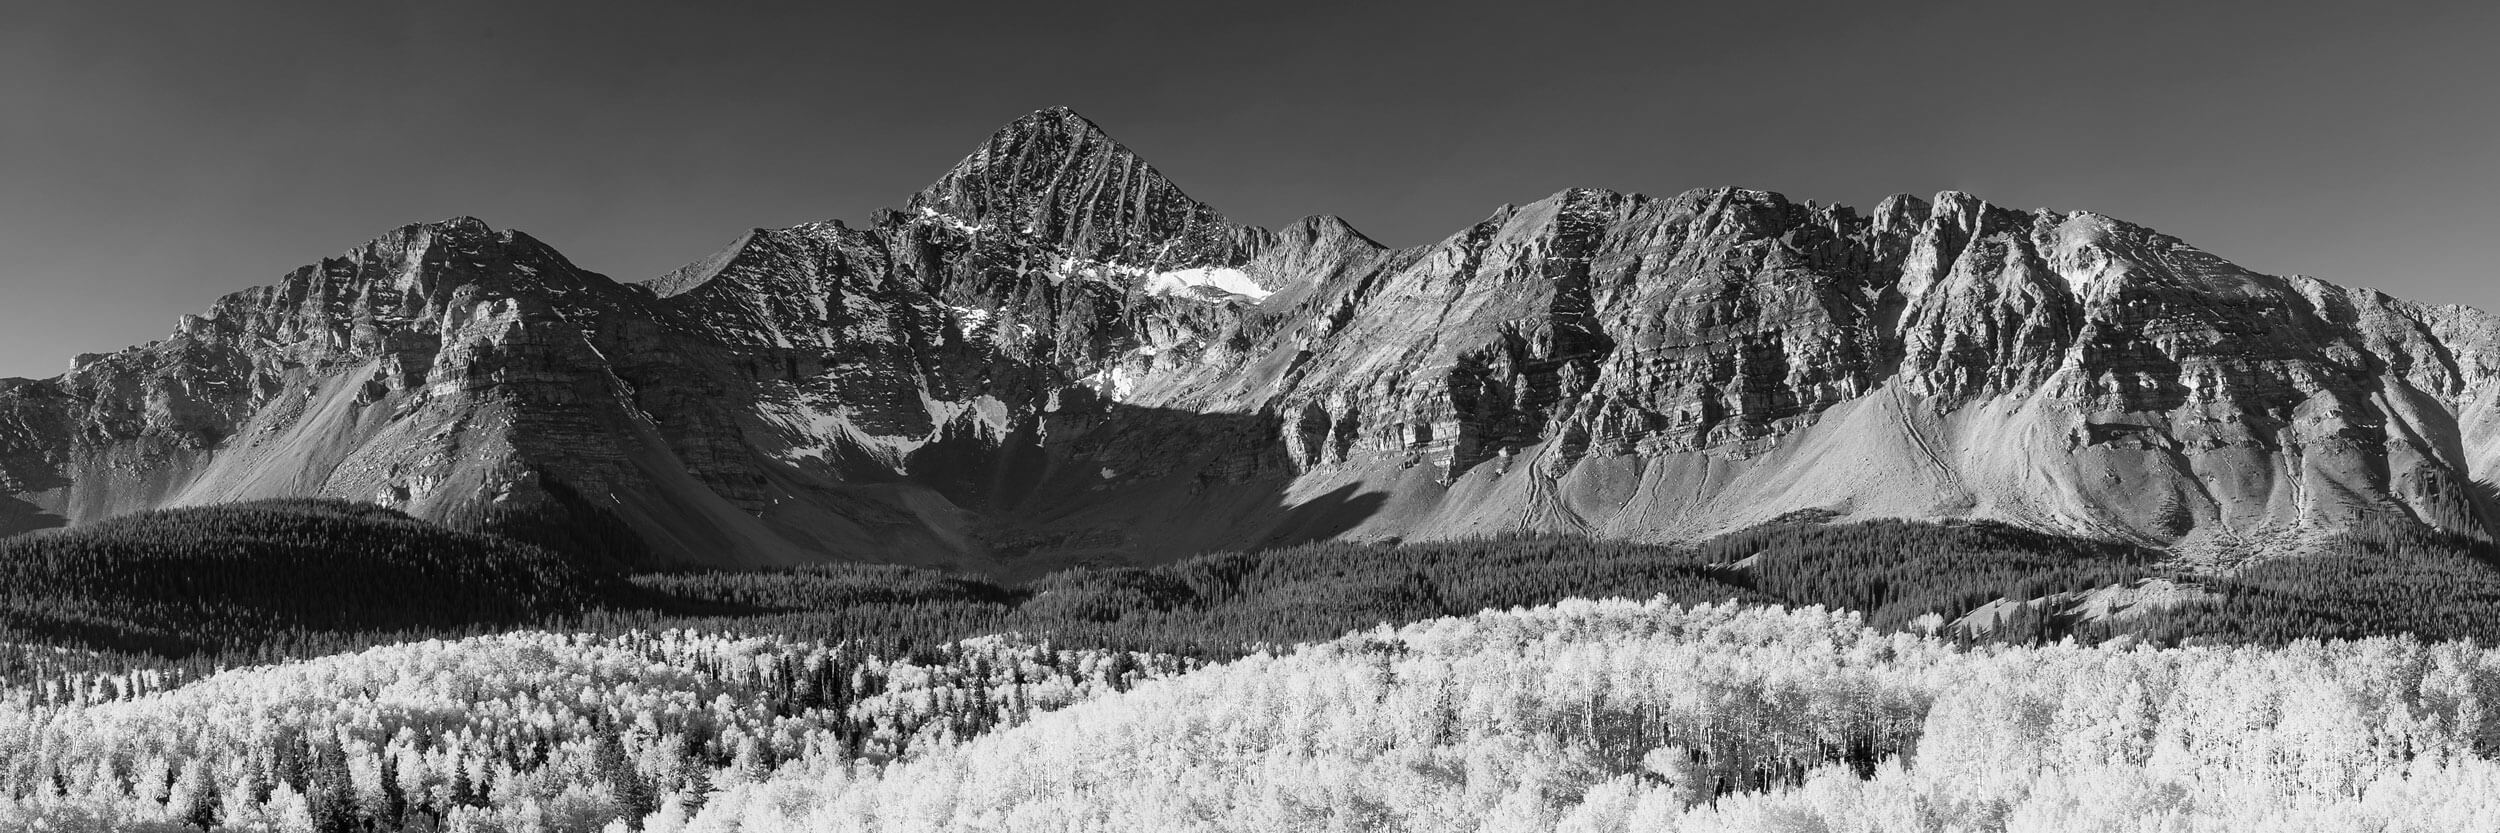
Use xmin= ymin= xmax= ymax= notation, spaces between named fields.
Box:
xmin=1145 ymin=266 xmax=1269 ymax=302
xmin=1040 ymin=256 xmax=1269 ymax=303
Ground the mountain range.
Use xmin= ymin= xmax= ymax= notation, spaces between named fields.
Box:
xmin=5 ymin=106 xmax=2496 ymax=572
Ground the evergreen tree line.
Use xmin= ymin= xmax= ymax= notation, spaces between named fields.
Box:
xmin=0 ymin=500 xmax=604 ymax=657
xmin=8 ymin=500 xmax=2500 ymax=693
xmin=2115 ymin=519 xmax=2500 ymax=645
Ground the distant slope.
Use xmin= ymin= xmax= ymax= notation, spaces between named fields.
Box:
xmin=0 ymin=499 xmax=607 ymax=653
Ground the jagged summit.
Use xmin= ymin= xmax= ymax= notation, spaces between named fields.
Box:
xmin=932 ymin=106 xmax=1126 ymax=180
xmin=334 ymin=215 xmax=534 ymax=264
xmin=239 ymin=215 xmax=636 ymax=318
xmin=649 ymin=108 xmax=1264 ymax=303
xmin=363 ymin=216 xmax=571 ymax=260
xmin=906 ymin=107 xmax=1253 ymax=269
xmin=410 ymin=215 xmax=498 ymax=232
xmin=1008 ymin=105 xmax=1104 ymax=137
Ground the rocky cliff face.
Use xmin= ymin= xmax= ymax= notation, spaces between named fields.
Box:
xmin=5 ymin=107 xmax=2495 ymax=571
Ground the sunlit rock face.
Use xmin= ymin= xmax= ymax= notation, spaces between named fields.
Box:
xmin=4 ymin=108 xmax=2495 ymax=570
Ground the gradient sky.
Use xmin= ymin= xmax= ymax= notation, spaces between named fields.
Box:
xmin=3 ymin=1 xmax=2496 ymax=378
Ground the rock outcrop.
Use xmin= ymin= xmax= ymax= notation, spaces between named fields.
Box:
xmin=5 ymin=107 xmax=2495 ymax=571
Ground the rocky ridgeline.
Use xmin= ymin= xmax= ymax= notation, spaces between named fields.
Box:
xmin=4 ymin=108 xmax=2495 ymax=569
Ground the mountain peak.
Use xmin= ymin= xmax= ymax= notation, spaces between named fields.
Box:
xmin=1018 ymin=104 xmax=1098 ymax=127
xmin=987 ymin=106 xmax=1113 ymax=142
xmin=931 ymin=106 xmax=1128 ymax=185
xmin=420 ymin=215 xmax=496 ymax=231
xmin=355 ymin=216 xmax=528 ymax=257
xmin=906 ymin=108 xmax=1251 ymax=268
xmin=384 ymin=215 xmax=503 ymax=240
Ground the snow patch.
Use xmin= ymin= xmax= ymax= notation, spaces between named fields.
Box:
xmin=1051 ymin=256 xmax=1148 ymax=287
xmin=949 ymin=305 xmax=995 ymax=333
xmin=915 ymin=207 xmax=985 ymax=236
xmin=1147 ymin=267 xmax=1269 ymax=302
xmin=1041 ymin=257 xmax=1268 ymax=304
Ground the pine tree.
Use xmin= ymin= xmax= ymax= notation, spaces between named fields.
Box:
xmin=593 ymin=730 xmax=656 ymax=826
xmin=304 ymin=737 xmax=359 ymax=833
xmin=166 ymin=760 xmax=220 ymax=832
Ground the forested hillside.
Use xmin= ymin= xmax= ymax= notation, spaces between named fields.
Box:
xmin=613 ymin=516 xmax=2500 ymax=655
xmin=616 ymin=535 xmax=1778 ymax=656
xmin=675 ymin=600 xmax=2500 ymax=832
xmin=16 ymin=600 xmax=2500 ymax=831
xmin=6 ymin=501 xmax=2500 ymax=830
xmin=0 ymin=630 xmax=1191 ymax=830
xmin=8 ymin=502 xmax=2500 ymax=686
xmin=0 ymin=500 xmax=607 ymax=656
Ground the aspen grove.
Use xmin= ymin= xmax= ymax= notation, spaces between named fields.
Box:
xmin=3 ymin=601 xmax=2499 ymax=830
xmin=687 ymin=601 xmax=2500 ymax=832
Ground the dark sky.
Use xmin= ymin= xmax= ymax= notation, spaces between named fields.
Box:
xmin=4 ymin=1 xmax=2496 ymax=378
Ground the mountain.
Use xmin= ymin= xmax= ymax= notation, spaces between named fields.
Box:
xmin=5 ymin=106 xmax=2498 ymax=570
